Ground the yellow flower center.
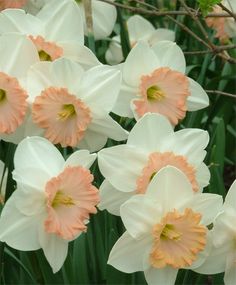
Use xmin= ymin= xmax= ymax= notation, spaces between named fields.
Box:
xmin=161 ymin=224 xmax=181 ymax=241
xmin=52 ymin=191 xmax=75 ymax=207
xmin=147 ymin=85 xmax=165 ymax=101
xmin=0 ymin=89 xmax=6 ymax=103
xmin=57 ymin=104 xmax=76 ymax=121
xmin=38 ymin=50 xmax=52 ymax=61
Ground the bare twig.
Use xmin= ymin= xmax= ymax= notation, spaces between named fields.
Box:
xmin=206 ymin=90 xmax=236 ymax=99
xmin=218 ymin=2 xmax=236 ymax=21
xmin=184 ymin=44 xmax=236 ymax=55
xmin=100 ymin=0 xmax=235 ymax=17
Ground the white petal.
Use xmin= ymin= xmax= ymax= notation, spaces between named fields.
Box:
xmin=151 ymin=41 xmax=186 ymax=73
xmin=51 ymin=58 xmax=84 ymax=94
xmin=0 ymin=191 xmax=42 ymax=250
xmin=146 ymin=166 xmax=193 ymax=213
xmin=195 ymin=163 xmax=211 ymax=190
xmin=38 ymin=225 xmax=68 ymax=273
xmin=60 ymin=42 xmax=100 ymax=69
xmin=13 ymin=167 xmax=52 ymax=191
xmin=224 ymin=180 xmax=236 ymax=208
xmin=79 ymin=65 xmax=121 ymax=113
xmin=98 ymin=180 xmax=134 ymax=216
xmin=123 ymin=41 xmax=160 ymax=87
xmin=78 ymin=129 xmax=107 ymax=152
xmin=14 ymin=137 xmax=64 ymax=177
xmin=187 ymin=78 xmax=209 ymax=111
xmin=0 ymin=33 xmax=39 ymax=77
xmin=108 ymin=231 xmax=152 ymax=273
xmin=148 ymin=29 xmax=175 ymax=46
xmin=180 ymin=193 xmax=223 ymax=226
xmin=127 ymin=15 xmax=154 ymax=41
xmin=121 ymin=195 xmax=162 ymax=239
xmin=224 ymin=251 xmax=236 ymax=285
xmin=127 ymin=113 xmax=173 ymax=152
xmin=172 ymin=128 xmax=209 ymax=166
xmin=98 ymin=144 xmax=148 ymax=192
xmin=144 ymin=266 xmax=178 ymax=285
xmin=88 ymin=113 xmax=128 ymax=141
xmin=89 ymin=0 xmax=117 ymax=40
xmin=0 ymin=9 xmax=43 ymax=35
xmin=112 ymin=82 xmax=137 ymax=117
xmin=64 ymin=150 xmax=97 ymax=169
xmin=105 ymin=37 xmax=123 ymax=65
xmin=27 ymin=61 xmax=55 ymax=103
xmin=37 ymin=0 xmax=84 ymax=44
xmin=195 ymin=242 xmax=229 ymax=274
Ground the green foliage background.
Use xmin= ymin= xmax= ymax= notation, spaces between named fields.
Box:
xmin=0 ymin=0 xmax=235 ymax=284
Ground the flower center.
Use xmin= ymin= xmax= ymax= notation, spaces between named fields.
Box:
xmin=147 ymin=85 xmax=165 ymax=101
xmin=45 ymin=166 xmax=99 ymax=240
xmin=161 ymin=224 xmax=181 ymax=241
xmin=38 ymin=50 xmax=52 ymax=61
xmin=150 ymin=208 xmax=207 ymax=269
xmin=134 ymin=67 xmax=190 ymax=125
xmin=32 ymin=87 xmax=92 ymax=147
xmin=29 ymin=35 xmax=63 ymax=62
xmin=136 ymin=152 xmax=198 ymax=194
xmin=52 ymin=190 xmax=75 ymax=208
xmin=57 ymin=104 xmax=76 ymax=121
xmin=0 ymin=89 xmax=6 ymax=103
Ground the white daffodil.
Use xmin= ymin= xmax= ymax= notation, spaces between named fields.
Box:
xmin=0 ymin=33 xmax=39 ymax=143
xmin=77 ymin=0 xmax=117 ymax=40
xmin=195 ymin=180 xmax=236 ymax=285
xmin=105 ymin=15 xmax=175 ymax=65
xmin=0 ymin=136 xmax=100 ymax=273
xmin=112 ymin=41 xmax=209 ymax=125
xmin=98 ymin=113 xmax=210 ymax=215
xmin=206 ymin=0 xmax=236 ymax=42
xmin=27 ymin=58 xmax=128 ymax=151
xmin=108 ymin=166 xmax=223 ymax=285
xmin=0 ymin=0 xmax=100 ymax=68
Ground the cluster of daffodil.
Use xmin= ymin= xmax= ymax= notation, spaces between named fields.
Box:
xmin=0 ymin=0 xmax=235 ymax=284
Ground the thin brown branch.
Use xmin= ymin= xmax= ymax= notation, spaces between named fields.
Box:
xmin=100 ymin=0 xmax=235 ymax=17
xmin=206 ymin=90 xmax=236 ymax=99
xmin=184 ymin=44 xmax=236 ymax=55
xmin=178 ymin=0 xmax=214 ymax=49
xmin=218 ymin=2 xmax=236 ymax=21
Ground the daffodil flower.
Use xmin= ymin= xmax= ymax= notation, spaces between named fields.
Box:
xmin=0 ymin=0 xmax=100 ymax=68
xmin=98 ymin=113 xmax=210 ymax=215
xmin=28 ymin=58 xmax=128 ymax=150
xmin=196 ymin=180 xmax=236 ymax=285
xmin=0 ymin=136 xmax=100 ymax=273
xmin=106 ymin=15 xmax=175 ymax=65
xmin=112 ymin=41 xmax=209 ymax=125
xmin=108 ymin=166 xmax=223 ymax=285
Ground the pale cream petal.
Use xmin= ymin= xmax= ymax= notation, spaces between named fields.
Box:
xmin=151 ymin=41 xmax=186 ymax=73
xmin=127 ymin=113 xmax=173 ymax=153
xmin=14 ymin=136 xmax=64 ymax=176
xmin=98 ymin=180 xmax=134 ymax=216
xmin=187 ymin=78 xmax=209 ymax=111
xmin=108 ymin=231 xmax=152 ymax=273
xmin=144 ymin=266 xmax=178 ymax=285
xmin=120 ymin=195 xmax=162 ymax=238
xmin=98 ymin=144 xmax=148 ymax=192
xmin=123 ymin=41 xmax=160 ymax=87
xmin=146 ymin=166 xmax=193 ymax=213
xmin=64 ymin=150 xmax=97 ymax=170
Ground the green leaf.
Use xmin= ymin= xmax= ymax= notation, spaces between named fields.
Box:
xmin=197 ymin=0 xmax=221 ymax=16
